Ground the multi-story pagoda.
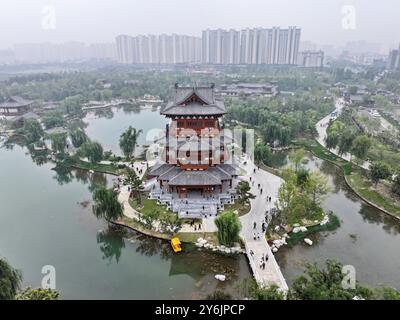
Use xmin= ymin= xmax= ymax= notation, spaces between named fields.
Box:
xmin=149 ymin=84 xmax=238 ymax=217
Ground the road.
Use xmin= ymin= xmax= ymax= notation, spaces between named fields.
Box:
xmin=316 ymin=98 xmax=370 ymax=170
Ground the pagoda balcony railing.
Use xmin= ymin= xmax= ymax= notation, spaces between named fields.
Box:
xmin=170 ymin=127 xmax=220 ymax=137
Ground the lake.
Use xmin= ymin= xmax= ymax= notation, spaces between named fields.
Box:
xmin=0 ymin=108 xmax=251 ymax=299
xmin=272 ymin=152 xmax=400 ymax=290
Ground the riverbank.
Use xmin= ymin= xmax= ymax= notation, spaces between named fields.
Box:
xmin=293 ymin=137 xmax=400 ymax=220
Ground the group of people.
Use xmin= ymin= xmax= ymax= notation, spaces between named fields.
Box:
xmin=189 ymin=219 xmax=202 ymax=231
xmin=259 ymin=252 xmax=269 ymax=270
xmin=249 ymin=248 xmax=270 ymax=271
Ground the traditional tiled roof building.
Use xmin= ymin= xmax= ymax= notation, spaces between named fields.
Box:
xmin=0 ymin=96 xmax=33 ymax=116
xmin=149 ymin=84 xmax=238 ymax=217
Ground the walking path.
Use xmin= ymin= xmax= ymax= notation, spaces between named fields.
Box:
xmin=239 ymin=156 xmax=289 ymax=291
xmin=316 ymin=98 xmax=370 ymax=170
xmin=118 ymin=158 xmax=288 ymax=290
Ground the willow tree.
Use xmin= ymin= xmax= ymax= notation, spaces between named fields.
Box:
xmin=254 ymin=143 xmax=272 ymax=166
xmin=288 ymin=148 xmax=305 ymax=172
xmin=92 ymin=186 xmax=123 ymax=222
xmin=214 ymin=211 xmax=241 ymax=246
xmin=79 ymin=141 xmax=104 ymax=163
xmin=119 ymin=126 xmax=143 ymax=158
xmin=0 ymin=258 xmax=22 ymax=300
xmin=70 ymin=129 xmax=88 ymax=148
xmin=23 ymin=119 xmax=44 ymax=143
xmin=48 ymin=133 xmax=67 ymax=154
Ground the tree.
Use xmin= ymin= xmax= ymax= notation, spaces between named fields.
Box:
xmin=119 ymin=126 xmax=143 ymax=158
xmin=48 ymin=132 xmax=67 ymax=154
xmin=288 ymin=148 xmax=305 ymax=172
xmin=351 ymin=135 xmax=372 ymax=161
xmin=79 ymin=141 xmax=103 ymax=163
xmin=296 ymin=167 xmax=310 ymax=189
xmin=92 ymin=186 xmax=123 ymax=222
xmin=62 ymin=95 xmax=83 ymax=116
xmin=214 ymin=211 xmax=241 ymax=246
xmin=305 ymin=171 xmax=331 ymax=206
xmin=237 ymin=278 xmax=285 ymax=300
xmin=42 ymin=112 xmax=65 ymax=129
xmin=369 ymin=162 xmax=391 ymax=186
xmin=289 ymin=260 xmax=373 ymax=300
xmin=70 ymin=129 xmax=88 ymax=148
xmin=126 ymin=168 xmax=143 ymax=205
xmin=15 ymin=287 xmax=59 ymax=300
xmin=325 ymin=131 xmax=340 ymax=150
xmin=348 ymin=86 xmax=358 ymax=95
xmin=0 ymin=258 xmax=22 ymax=300
xmin=159 ymin=213 xmax=182 ymax=234
xmin=374 ymin=285 xmax=400 ymax=300
xmin=205 ymin=290 xmax=233 ymax=300
xmin=253 ymin=284 xmax=285 ymax=300
xmin=141 ymin=208 xmax=159 ymax=229
xmin=23 ymin=119 xmax=44 ymax=143
xmin=254 ymin=143 xmax=272 ymax=166
xmin=235 ymin=181 xmax=255 ymax=205
xmin=326 ymin=121 xmax=345 ymax=150
xmin=337 ymin=130 xmax=356 ymax=157
xmin=391 ymin=174 xmax=400 ymax=197
xmin=277 ymin=169 xmax=298 ymax=217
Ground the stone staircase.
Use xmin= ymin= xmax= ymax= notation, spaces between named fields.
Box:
xmin=149 ymin=189 xmax=236 ymax=218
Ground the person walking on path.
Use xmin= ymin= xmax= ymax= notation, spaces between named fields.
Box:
xmin=253 ymin=221 xmax=257 ymax=229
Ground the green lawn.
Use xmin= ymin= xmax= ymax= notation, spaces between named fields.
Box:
xmin=223 ymin=202 xmax=251 ymax=216
xmin=129 ymin=196 xmax=171 ymax=216
xmin=294 ymin=138 xmax=342 ymax=165
xmin=286 ymin=213 xmax=341 ymax=247
xmin=347 ymin=172 xmax=400 ymax=217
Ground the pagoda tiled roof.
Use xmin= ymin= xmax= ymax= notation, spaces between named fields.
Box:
xmin=169 ymin=170 xmax=221 ymax=186
xmin=161 ymin=85 xmax=226 ymax=116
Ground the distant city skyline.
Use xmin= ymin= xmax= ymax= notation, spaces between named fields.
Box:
xmin=1 ymin=0 xmax=400 ymax=53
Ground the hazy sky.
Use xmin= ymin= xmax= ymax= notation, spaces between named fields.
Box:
xmin=0 ymin=0 xmax=399 ymax=51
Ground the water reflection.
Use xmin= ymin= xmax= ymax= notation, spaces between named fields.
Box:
xmin=94 ymin=108 xmax=114 ymax=119
xmin=51 ymin=165 xmax=113 ymax=191
xmin=134 ymin=234 xmax=172 ymax=261
xmin=359 ymin=204 xmax=400 ymax=234
xmin=97 ymin=225 xmax=126 ymax=264
xmin=52 ymin=166 xmax=74 ymax=185
xmin=272 ymin=150 xmax=400 ymax=289
xmin=122 ymin=103 xmax=141 ymax=114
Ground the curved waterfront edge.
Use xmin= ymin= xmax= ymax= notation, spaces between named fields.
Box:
xmin=304 ymin=138 xmax=400 ymax=222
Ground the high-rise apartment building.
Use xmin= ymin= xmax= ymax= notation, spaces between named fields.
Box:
xmin=387 ymin=44 xmax=400 ymax=70
xmin=298 ymin=50 xmax=324 ymax=67
xmin=115 ymin=33 xmax=201 ymax=64
xmin=202 ymin=26 xmax=301 ymax=65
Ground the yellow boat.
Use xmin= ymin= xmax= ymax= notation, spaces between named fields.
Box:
xmin=171 ymin=237 xmax=182 ymax=253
